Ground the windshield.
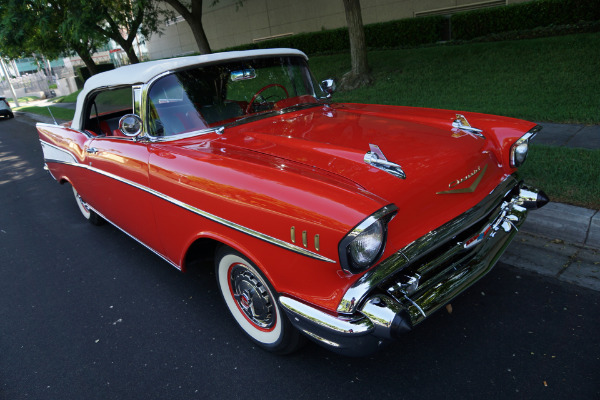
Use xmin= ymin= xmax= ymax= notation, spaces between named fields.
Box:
xmin=0 ymin=99 xmax=9 ymax=110
xmin=147 ymin=56 xmax=324 ymax=137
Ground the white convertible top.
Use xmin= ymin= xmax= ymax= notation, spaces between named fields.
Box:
xmin=72 ymin=48 xmax=307 ymax=130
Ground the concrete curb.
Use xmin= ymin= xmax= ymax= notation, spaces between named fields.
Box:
xmin=520 ymin=202 xmax=600 ymax=249
xmin=500 ymin=202 xmax=600 ymax=292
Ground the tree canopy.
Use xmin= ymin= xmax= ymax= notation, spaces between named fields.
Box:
xmin=73 ymin=0 xmax=174 ymax=64
xmin=0 ymin=0 xmax=173 ymax=75
xmin=158 ymin=0 xmax=245 ymax=54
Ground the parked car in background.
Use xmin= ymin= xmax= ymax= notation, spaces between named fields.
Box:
xmin=36 ymin=49 xmax=548 ymax=356
xmin=0 ymin=97 xmax=14 ymax=119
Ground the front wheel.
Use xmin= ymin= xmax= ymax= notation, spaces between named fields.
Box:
xmin=72 ymin=186 xmax=103 ymax=225
xmin=215 ymin=247 xmax=304 ymax=354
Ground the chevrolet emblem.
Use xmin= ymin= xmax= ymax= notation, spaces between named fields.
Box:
xmin=437 ymin=164 xmax=487 ymax=194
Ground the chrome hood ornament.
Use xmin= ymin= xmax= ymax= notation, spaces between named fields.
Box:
xmin=452 ymin=114 xmax=485 ymax=139
xmin=364 ymin=144 xmax=406 ymax=179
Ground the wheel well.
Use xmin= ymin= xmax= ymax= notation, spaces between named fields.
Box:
xmin=183 ymin=238 xmax=222 ymax=272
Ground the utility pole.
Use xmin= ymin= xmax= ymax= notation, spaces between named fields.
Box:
xmin=0 ymin=57 xmax=19 ymax=107
xmin=11 ymin=60 xmax=21 ymax=77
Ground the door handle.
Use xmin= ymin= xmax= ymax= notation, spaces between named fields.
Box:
xmin=86 ymin=147 xmax=98 ymax=154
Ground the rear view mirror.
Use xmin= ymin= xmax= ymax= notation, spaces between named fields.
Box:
xmin=231 ymin=68 xmax=257 ymax=81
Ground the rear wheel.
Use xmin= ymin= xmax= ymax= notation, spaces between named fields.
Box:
xmin=72 ymin=186 xmax=103 ymax=225
xmin=215 ymin=247 xmax=304 ymax=354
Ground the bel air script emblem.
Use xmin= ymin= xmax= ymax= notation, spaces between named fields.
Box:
xmin=437 ymin=164 xmax=488 ymax=194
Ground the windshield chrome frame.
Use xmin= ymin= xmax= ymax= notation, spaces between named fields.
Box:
xmin=140 ymin=57 xmax=325 ymax=142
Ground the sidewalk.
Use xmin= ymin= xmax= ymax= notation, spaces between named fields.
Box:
xmin=533 ymin=122 xmax=600 ymax=150
xmin=14 ymin=112 xmax=600 ymax=291
xmin=494 ymin=122 xmax=600 ymax=292
xmin=503 ymin=203 xmax=600 ymax=292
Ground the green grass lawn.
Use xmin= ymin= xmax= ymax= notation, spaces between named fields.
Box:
xmin=15 ymin=33 xmax=599 ymax=209
xmin=520 ymin=145 xmax=600 ymax=210
xmin=53 ymin=89 xmax=81 ymax=103
xmin=7 ymin=95 xmax=40 ymax=105
xmin=310 ymin=32 xmax=600 ymax=124
xmin=17 ymin=105 xmax=75 ymax=121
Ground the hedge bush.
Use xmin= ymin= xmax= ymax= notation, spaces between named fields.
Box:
xmin=451 ymin=0 xmax=600 ymax=40
xmin=77 ymin=63 xmax=115 ymax=82
xmin=365 ymin=16 xmax=446 ymax=48
xmin=218 ymin=0 xmax=600 ymax=55
xmin=220 ymin=15 xmax=445 ymax=55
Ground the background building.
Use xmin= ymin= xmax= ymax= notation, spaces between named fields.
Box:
xmin=147 ymin=0 xmax=530 ymax=59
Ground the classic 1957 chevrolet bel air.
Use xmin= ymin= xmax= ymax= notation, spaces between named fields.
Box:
xmin=37 ymin=48 xmax=548 ymax=356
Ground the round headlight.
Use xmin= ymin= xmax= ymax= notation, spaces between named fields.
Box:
xmin=512 ymin=142 xmax=529 ymax=167
xmin=348 ymin=220 xmax=384 ymax=268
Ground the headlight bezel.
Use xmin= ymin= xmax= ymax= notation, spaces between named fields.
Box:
xmin=339 ymin=205 xmax=397 ymax=274
xmin=510 ymin=125 xmax=541 ymax=168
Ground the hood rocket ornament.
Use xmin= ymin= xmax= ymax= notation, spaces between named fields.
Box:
xmin=452 ymin=114 xmax=485 ymax=139
xmin=364 ymin=144 xmax=406 ymax=179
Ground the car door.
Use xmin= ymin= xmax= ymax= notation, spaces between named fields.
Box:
xmin=80 ymin=86 xmax=163 ymax=255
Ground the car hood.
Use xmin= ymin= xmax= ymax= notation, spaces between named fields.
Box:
xmin=208 ymin=103 xmax=531 ymax=244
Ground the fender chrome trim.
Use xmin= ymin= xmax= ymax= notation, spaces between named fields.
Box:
xmin=89 ymin=204 xmax=181 ymax=271
xmin=39 ymin=140 xmax=335 ymax=264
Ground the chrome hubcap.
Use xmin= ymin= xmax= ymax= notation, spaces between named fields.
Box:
xmin=76 ymin=194 xmax=90 ymax=212
xmin=230 ymin=264 xmax=274 ymax=329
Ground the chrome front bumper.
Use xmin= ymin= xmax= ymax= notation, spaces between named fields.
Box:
xmin=279 ymin=177 xmax=547 ymax=356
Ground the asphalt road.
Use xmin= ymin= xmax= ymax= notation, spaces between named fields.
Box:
xmin=1 ymin=116 xmax=599 ymax=400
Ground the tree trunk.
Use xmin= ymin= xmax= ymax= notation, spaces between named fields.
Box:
xmin=339 ymin=0 xmax=372 ymax=90
xmin=76 ymin=50 xmax=99 ymax=76
xmin=123 ymin=44 xmax=141 ymax=64
xmin=106 ymin=33 xmax=140 ymax=64
xmin=188 ymin=18 xmax=212 ymax=54
xmin=163 ymin=0 xmax=212 ymax=54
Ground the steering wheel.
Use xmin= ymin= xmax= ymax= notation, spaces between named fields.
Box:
xmin=246 ymin=84 xmax=289 ymax=114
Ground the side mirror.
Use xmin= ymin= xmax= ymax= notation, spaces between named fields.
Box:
xmin=320 ymin=79 xmax=336 ymax=98
xmin=118 ymin=114 xmax=143 ymax=137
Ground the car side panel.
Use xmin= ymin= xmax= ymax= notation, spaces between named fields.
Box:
xmin=36 ymin=123 xmax=93 ymax=193
xmin=82 ymin=137 xmax=163 ymax=254
xmin=146 ymin=142 xmax=388 ymax=312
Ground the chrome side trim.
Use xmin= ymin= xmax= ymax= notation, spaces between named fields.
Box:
xmin=337 ymin=175 xmax=520 ymax=314
xmin=87 ymin=204 xmax=181 ymax=271
xmin=39 ymin=140 xmax=78 ymax=164
xmin=43 ymin=153 xmax=335 ymax=263
xmin=37 ymin=122 xmax=94 ymax=139
xmin=43 ymin=163 xmax=58 ymax=181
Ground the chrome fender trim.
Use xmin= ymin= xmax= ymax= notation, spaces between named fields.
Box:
xmin=40 ymin=140 xmax=335 ymax=263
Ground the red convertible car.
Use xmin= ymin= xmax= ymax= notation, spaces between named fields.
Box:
xmin=37 ymin=49 xmax=547 ymax=356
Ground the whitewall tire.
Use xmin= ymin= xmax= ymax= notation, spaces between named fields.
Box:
xmin=215 ymin=247 xmax=304 ymax=354
xmin=72 ymin=186 xmax=103 ymax=226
